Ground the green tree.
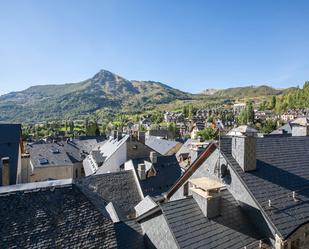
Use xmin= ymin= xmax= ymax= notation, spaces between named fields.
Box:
xmin=237 ymin=109 xmax=247 ymax=125
xmin=246 ymin=101 xmax=255 ymax=124
xmin=197 ymin=127 xmax=217 ymax=141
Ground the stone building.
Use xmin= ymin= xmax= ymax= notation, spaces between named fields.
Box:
xmin=136 ymin=125 xmax=309 ymax=249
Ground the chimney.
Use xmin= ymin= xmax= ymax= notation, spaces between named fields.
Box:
xmin=113 ymin=130 xmax=117 ymax=140
xmin=291 ymin=117 xmax=309 ymax=136
xmin=137 ymin=163 xmax=146 ymax=180
xmin=138 ymin=131 xmax=145 ymax=144
xmin=230 ymin=125 xmax=257 ymax=172
xmin=189 ymin=177 xmax=224 ymax=218
xmin=1 ymin=157 xmax=10 ymax=186
xmin=190 ymin=144 xmax=204 ymax=161
xmin=117 ymin=131 xmax=123 ymax=141
xmin=150 ymin=151 xmax=157 ymax=164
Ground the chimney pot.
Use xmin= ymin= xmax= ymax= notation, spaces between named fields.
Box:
xmin=231 ymin=126 xmax=257 ymax=172
xmin=150 ymin=151 xmax=157 ymax=164
xmin=137 ymin=163 xmax=146 ymax=180
xmin=1 ymin=157 xmax=10 ymax=186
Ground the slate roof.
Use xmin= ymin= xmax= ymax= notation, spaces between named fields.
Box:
xmin=98 ymin=135 xmax=129 ymax=160
xmin=69 ymin=138 xmax=100 ymax=154
xmin=220 ymin=136 xmax=309 ymax=239
xmin=26 ymin=138 xmax=97 ymax=167
xmin=161 ymin=190 xmax=262 ymax=249
xmin=269 ymin=122 xmax=292 ymax=135
xmin=0 ymin=124 xmax=21 ymax=185
xmin=114 ymin=220 xmax=144 ymax=249
xmin=175 ymin=139 xmax=198 ymax=158
xmin=132 ymin=155 xmax=182 ymax=197
xmin=145 ymin=136 xmax=181 ymax=155
xmin=0 ymin=182 xmax=117 ymax=249
xmin=27 ymin=143 xmax=75 ymax=167
xmin=78 ymin=170 xmax=143 ymax=219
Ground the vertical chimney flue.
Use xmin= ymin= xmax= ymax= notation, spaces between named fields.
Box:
xmin=150 ymin=151 xmax=157 ymax=164
xmin=137 ymin=163 xmax=146 ymax=180
xmin=1 ymin=157 xmax=10 ymax=186
xmin=229 ymin=125 xmax=257 ymax=172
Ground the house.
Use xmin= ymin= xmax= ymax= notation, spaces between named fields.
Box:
xmin=145 ymin=135 xmax=183 ymax=156
xmin=23 ymin=137 xmax=100 ymax=182
xmin=269 ymin=122 xmax=292 ymax=136
xmin=280 ymin=110 xmax=302 ymax=122
xmin=290 ymin=117 xmax=309 ymax=136
xmin=255 ymin=110 xmax=274 ymax=121
xmin=146 ymin=129 xmax=174 ymax=140
xmin=138 ymin=125 xmax=309 ymax=248
xmin=140 ymin=117 xmax=152 ymax=127
xmin=83 ymin=131 xmax=154 ymax=176
xmin=190 ymin=121 xmax=205 ymax=139
xmin=233 ymin=103 xmax=246 ymax=115
xmin=124 ymin=152 xmax=182 ymax=200
xmin=176 ymin=139 xmax=209 ymax=169
xmin=0 ymin=124 xmax=23 ymax=186
xmin=137 ymin=182 xmax=264 ymax=249
xmin=164 ymin=112 xmax=185 ymax=123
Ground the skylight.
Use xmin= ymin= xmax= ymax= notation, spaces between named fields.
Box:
xmin=38 ymin=158 xmax=49 ymax=165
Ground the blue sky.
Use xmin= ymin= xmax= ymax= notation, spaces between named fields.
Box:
xmin=0 ymin=0 xmax=309 ymax=95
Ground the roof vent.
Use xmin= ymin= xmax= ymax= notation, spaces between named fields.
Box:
xmin=50 ymin=148 xmax=60 ymax=154
xmin=292 ymin=191 xmax=299 ymax=202
xmin=38 ymin=158 xmax=49 ymax=165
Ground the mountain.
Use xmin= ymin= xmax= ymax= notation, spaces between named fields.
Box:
xmin=205 ymin=85 xmax=294 ymax=98
xmin=0 ymin=70 xmax=192 ymax=122
xmin=202 ymin=88 xmax=220 ymax=95
xmin=0 ymin=70 xmax=295 ymax=123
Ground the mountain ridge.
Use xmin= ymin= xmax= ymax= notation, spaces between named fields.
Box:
xmin=0 ymin=69 xmax=294 ymax=123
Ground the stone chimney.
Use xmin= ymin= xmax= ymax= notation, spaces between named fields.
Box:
xmin=117 ymin=131 xmax=123 ymax=141
xmin=1 ymin=157 xmax=10 ymax=186
xmin=150 ymin=151 xmax=157 ymax=164
xmin=229 ymin=125 xmax=257 ymax=172
xmin=113 ymin=130 xmax=117 ymax=140
xmin=190 ymin=144 xmax=204 ymax=162
xmin=291 ymin=117 xmax=309 ymax=136
xmin=138 ymin=131 xmax=145 ymax=144
xmin=137 ymin=163 xmax=146 ymax=180
xmin=189 ymin=177 xmax=224 ymax=218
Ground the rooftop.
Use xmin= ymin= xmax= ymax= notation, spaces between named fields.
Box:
xmin=0 ymin=180 xmax=117 ymax=248
xmin=145 ymin=135 xmax=181 ymax=155
xmin=77 ymin=170 xmax=143 ymax=219
xmin=220 ymin=136 xmax=309 ymax=239
xmin=132 ymin=155 xmax=182 ymax=197
xmin=160 ymin=190 xmax=262 ymax=249
xmin=27 ymin=143 xmax=75 ymax=167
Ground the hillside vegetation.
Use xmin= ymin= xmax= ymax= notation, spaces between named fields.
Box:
xmin=0 ymin=69 xmax=296 ymax=123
